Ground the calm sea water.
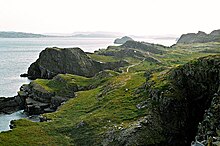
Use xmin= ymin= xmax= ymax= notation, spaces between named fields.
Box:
xmin=0 ymin=37 xmax=176 ymax=132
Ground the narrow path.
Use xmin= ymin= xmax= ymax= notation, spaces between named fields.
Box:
xmin=123 ymin=51 xmax=161 ymax=73
xmin=146 ymin=52 xmax=161 ymax=63
xmin=126 ymin=58 xmax=145 ymax=72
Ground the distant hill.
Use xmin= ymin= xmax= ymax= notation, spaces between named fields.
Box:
xmin=177 ymin=29 xmax=220 ymax=43
xmin=71 ymin=31 xmax=123 ymax=38
xmin=72 ymin=33 xmax=118 ymax=38
xmin=114 ymin=36 xmax=134 ymax=44
xmin=0 ymin=31 xmax=49 ymax=38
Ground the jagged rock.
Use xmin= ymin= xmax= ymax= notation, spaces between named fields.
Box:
xmin=27 ymin=47 xmax=103 ymax=79
xmin=163 ymin=55 xmax=220 ymax=145
xmin=27 ymin=47 xmax=128 ymax=79
xmin=114 ymin=36 xmax=134 ymax=44
xmin=20 ymin=73 xmax=28 ymax=77
xmin=195 ymin=93 xmax=220 ymax=144
xmin=177 ymin=29 xmax=220 ymax=43
xmin=0 ymin=96 xmax=25 ymax=114
xmin=19 ymin=78 xmax=76 ymax=115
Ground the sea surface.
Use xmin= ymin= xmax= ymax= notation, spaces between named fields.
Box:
xmin=0 ymin=37 xmax=176 ymax=132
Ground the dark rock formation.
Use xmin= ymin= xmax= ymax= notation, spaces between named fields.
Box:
xmin=161 ymin=55 xmax=220 ymax=145
xmin=0 ymin=96 xmax=25 ymax=114
xmin=20 ymin=73 xmax=28 ymax=77
xmin=27 ymin=47 xmax=103 ymax=79
xmin=98 ymin=47 xmax=145 ymax=59
xmin=27 ymin=47 xmax=128 ymax=80
xmin=177 ymin=29 xmax=220 ymax=43
xmin=195 ymin=93 xmax=220 ymax=145
xmin=19 ymin=77 xmax=78 ymax=115
xmin=114 ymin=36 xmax=134 ymax=44
xmin=121 ymin=41 xmax=165 ymax=54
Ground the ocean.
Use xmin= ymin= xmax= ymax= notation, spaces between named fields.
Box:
xmin=0 ymin=37 xmax=176 ymax=132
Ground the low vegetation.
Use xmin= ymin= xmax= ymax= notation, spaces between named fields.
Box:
xmin=0 ymin=40 xmax=219 ymax=145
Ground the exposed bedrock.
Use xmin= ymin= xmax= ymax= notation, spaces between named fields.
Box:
xmin=27 ymin=47 xmax=128 ymax=80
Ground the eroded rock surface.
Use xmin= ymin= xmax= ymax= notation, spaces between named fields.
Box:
xmin=27 ymin=47 xmax=128 ymax=79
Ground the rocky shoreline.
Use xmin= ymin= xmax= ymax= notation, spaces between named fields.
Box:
xmin=0 ymin=96 xmax=25 ymax=114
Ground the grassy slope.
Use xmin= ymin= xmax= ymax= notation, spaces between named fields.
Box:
xmin=0 ymin=42 xmax=219 ymax=145
xmin=0 ymin=72 xmax=146 ymax=145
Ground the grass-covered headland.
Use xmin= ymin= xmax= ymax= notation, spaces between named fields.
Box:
xmin=0 ymin=39 xmax=219 ymax=145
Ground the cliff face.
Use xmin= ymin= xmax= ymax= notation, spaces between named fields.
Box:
xmin=27 ymin=47 xmax=128 ymax=79
xmin=28 ymin=47 xmax=103 ymax=79
xmin=177 ymin=30 xmax=220 ymax=43
xmin=143 ymin=55 xmax=220 ymax=145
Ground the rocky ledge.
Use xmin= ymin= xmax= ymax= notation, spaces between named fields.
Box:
xmin=0 ymin=96 xmax=25 ymax=114
xmin=18 ymin=74 xmax=78 ymax=115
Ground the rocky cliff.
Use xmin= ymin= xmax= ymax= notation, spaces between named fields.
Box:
xmin=177 ymin=29 xmax=220 ymax=43
xmin=18 ymin=74 xmax=78 ymax=115
xmin=27 ymin=47 xmax=128 ymax=79
xmin=139 ymin=55 xmax=220 ymax=145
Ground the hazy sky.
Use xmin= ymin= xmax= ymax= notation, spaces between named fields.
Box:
xmin=0 ymin=0 xmax=219 ymax=36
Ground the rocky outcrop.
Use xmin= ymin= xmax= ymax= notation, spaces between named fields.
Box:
xmin=98 ymin=47 xmax=146 ymax=59
xmin=18 ymin=75 xmax=78 ymax=115
xmin=177 ymin=29 xmax=220 ymax=43
xmin=127 ymin=55 xmax=220 ymax=145
xmin=163 ymin=55 xmax=220 ymax=145
xmin=0 ymin=96 xmax=25 ymax=114
xmin=195 ymin=93 xmax=220 ymax=145
xmin=121 ymin=41 xmax=165 ymax=54
xmin=27 ymin=47 xmax=128 ymax=80
xmin=27 ymin=47 xmax=103 ymax=79
xmin=114 ymin=36 xmax=134 ymax=44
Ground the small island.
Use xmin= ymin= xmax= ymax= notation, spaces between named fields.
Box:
xmin=114 ymin=36 xmax=134 ymax=44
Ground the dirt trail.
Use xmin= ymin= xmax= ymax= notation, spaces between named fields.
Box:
xmin=126 ymin=58 xmax=145 ymax=72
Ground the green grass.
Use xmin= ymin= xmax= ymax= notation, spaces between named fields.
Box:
xmin=0 ymin=42 xmax=219 ymax=145
xmin=0 ymin=72 xmax=148 ymax=145
xmin=88 ymin=54 xmax=119 ymax=62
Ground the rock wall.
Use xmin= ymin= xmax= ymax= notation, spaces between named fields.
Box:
xmin=162 ymin=55 xmax=220 ymax=145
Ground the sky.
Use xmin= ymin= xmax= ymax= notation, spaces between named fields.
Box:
xmin=0 ymin=0 xmax=219 ymax=36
